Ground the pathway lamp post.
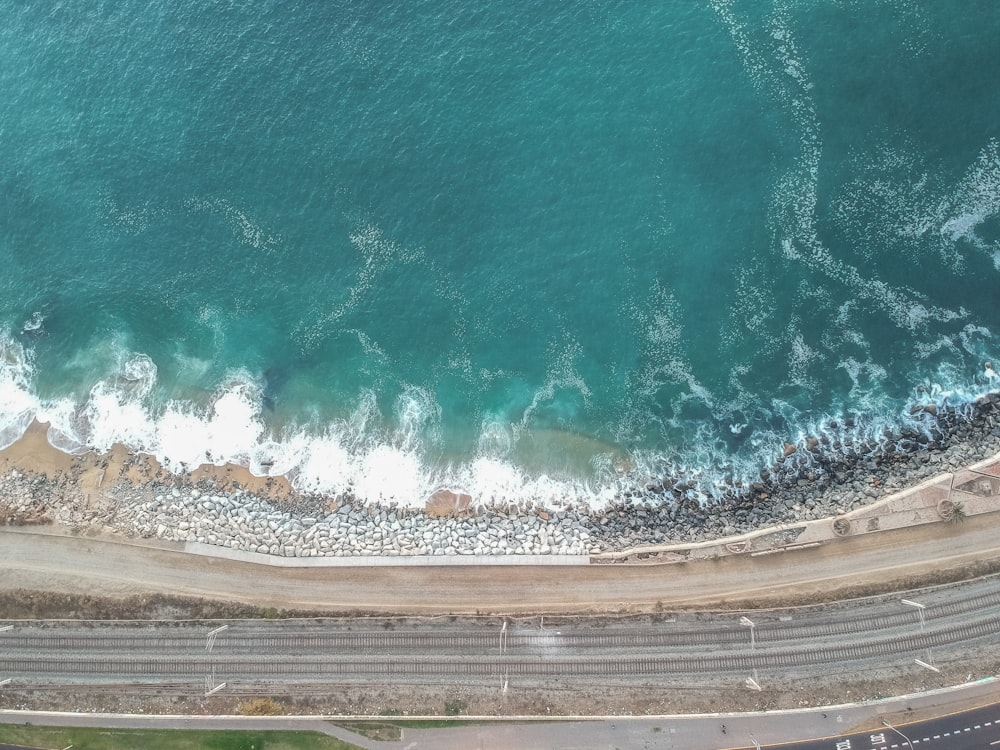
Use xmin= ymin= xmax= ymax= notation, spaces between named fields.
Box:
xmin=882 ymin=718 xmax=914 ymax=750
xmin=900 ymin=599 xmax=925 ymax=632
xmin=499 ymin=621 xmax=508 ymax=694
xmin=900 ymin=599 xmax=935 ymax=668
xmin=205 ymin=624 xmax=228 ymax=652
xmin=740 ymin=616 xmax=758 ymax=682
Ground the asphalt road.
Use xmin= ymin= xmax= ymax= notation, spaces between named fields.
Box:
xmin=772 ymin=702 xmax=1000 ymax=750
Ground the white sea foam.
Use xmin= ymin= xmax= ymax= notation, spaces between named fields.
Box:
xmin=849 ymin=138 xmax=1000 ymax=272
xmin=0 ymin=321 xmax=997 ymax=510
xmin=353 ymin=445 xmax=428 ymax=504
xmin=99 ymin=194 xmax=160 ymax=236
xmin=185 ymin=196 xmax=282 ymax=254
xmin=350 ymin=329 xmax=388 ymax=364
xmin=295 ymin=221 xmax=421 ymax=351
xmin=940 ymin=140 xmax=1000 ymax=247
xmin=786 ymin=330 xmax=821 ymax=392
xmin=836 ymin=357 xmax=888 ymax=401
xmin=0 ymin=333 xmax=612 ymax=507
xmin=476 ymin=417 xmax=514 ymax=458
xmin=80 ymin=380 xmax=158 ymax=453
xmin=460 ymin=457 xmax=525 ymax=505
xmin=395 ymin=384 xmax=442 ymax=450
xmin=519 ymin=338 xmax=593 ymax=426
xmin=715 ymin=0 xmax=965 ymax=334
xmin=631 ymin=280 xmax=713 ymax=406
xmin=722 ymin=260 xmax=781 ymax=353
xmin=0 ymin=333 xmax=38 ymax=449
xmin=273 ymin=431 xmax=353 ymax=493
xmin=21 ymin=311 xmax=44 ymax=333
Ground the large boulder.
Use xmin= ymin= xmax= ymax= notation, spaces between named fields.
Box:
xmin=425 ymin=489 xmax=473 ymax=517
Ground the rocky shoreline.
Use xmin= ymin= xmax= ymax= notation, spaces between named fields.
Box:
xmin=590 ymin=392 xmax=1000 ymax=550
xmin=1 ymin=392 xmax=999 ymax=557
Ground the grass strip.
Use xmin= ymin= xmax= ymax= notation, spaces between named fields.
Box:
xmin=0 ymin=725 xmax=361 ymax=750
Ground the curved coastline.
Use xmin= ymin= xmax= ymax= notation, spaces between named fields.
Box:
xmin=0 ymin=387 xmax=999 ymax=562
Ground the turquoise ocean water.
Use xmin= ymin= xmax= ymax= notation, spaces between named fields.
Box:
xmin=1 ymin=1 xmax=999 ymax=507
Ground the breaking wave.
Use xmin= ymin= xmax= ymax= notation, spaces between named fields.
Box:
xmin=1 ymin=324 xmax=997 ymax=510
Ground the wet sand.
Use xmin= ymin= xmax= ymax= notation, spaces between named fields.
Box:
xmin=0 ymin=420 xmax=293 ymax=504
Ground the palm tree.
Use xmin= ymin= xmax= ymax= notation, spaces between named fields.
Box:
xmin=937 ymin=499 xmax=967 ymax=523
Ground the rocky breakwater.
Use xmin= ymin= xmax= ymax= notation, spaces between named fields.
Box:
xmin=120 ymin=488 xmax=600 ymax=558
xmin=584 ymin=390 xmax=1000 ymax=552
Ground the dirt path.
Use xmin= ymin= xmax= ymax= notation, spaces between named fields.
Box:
xmin=2 ymin=512 xmax=999 ymax=614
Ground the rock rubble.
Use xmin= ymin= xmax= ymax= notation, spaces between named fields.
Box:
xmin=1 ymin=391 xmax=999 ymax=557
xmin=124 ymin=491 xmax=598 ymax=557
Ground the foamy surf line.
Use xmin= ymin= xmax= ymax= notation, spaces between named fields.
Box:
xmin=1 ymin=395 xmax=1000 ymax=561
xmin=1 ymin=392 xmax=1000 ymax=560
xmin=0 ymin=331 xmax=615 ymax=511
xmin=3 ymin=328 xmax=1000 ymax=521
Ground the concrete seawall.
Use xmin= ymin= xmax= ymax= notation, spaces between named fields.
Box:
xmin=182 ymin=541 xmax=589 ymax=566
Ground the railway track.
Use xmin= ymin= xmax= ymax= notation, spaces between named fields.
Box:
xmin=2 ymin=586 xmax=998 ymax=654
xmin=2 ymin=578 xmax=998 ymax=694
xmin=2 ymin=614 xmax=998 ymax=681
xmin=1 ymin=617 xmax=994 ymax=675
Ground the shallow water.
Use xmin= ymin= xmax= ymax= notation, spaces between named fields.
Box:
xmin=1 ymin=1 xmax=998 ymax=506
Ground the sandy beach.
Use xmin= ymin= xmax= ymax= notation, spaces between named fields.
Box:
xmin=0 ymin=420 xmax=293 ymax=508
